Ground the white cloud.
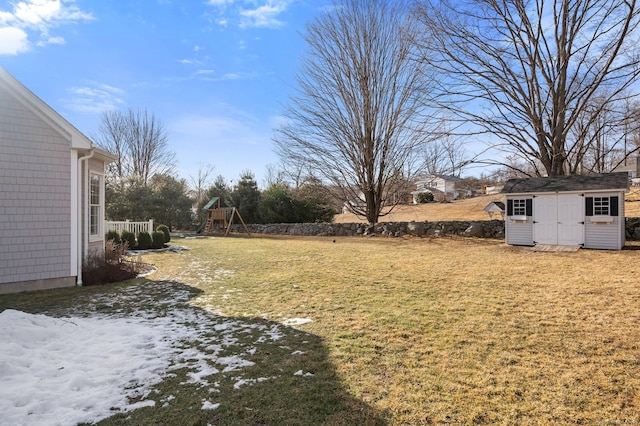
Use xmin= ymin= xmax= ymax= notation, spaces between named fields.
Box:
xmin=0 ymin=26 xmax=29 ymax=54
xmin=205 ymin=0 xmax=292 ymax=29
xmin=207 ymin=0 xmax=236 ymax=5
xmin=0 ymin=0 xmax=93 ymax=55
xmin=240 ymin=1 xmax=289 ymax=29
xmin=37 ymin=34 xmax=65 ymax=46
xmin=62 ymin=83 xmax=126 ymax=115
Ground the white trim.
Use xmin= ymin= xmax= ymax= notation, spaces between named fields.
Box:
xmin=70 ymin=151 xmax=79 ymax=278
xmin=77 ymin=148 xmax=95 ymax=286
xmin=589 ymin=216 xmax=614 ymax=223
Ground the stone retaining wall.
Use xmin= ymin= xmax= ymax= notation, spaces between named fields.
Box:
xmin=229 ymin=218 xmax=640 ymax=241
xmin=229 ymin=220 xmax=504 ymax=239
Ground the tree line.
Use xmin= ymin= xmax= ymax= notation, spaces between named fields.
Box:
xmin=96 ymin=111 xmax=335 ymax=230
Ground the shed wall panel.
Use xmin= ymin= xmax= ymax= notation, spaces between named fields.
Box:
xmin=585 ymin=219 xmax=622 ymax=250
xmin=505 ymin=221 xmax=534 ymax=246
xmin=0 ymin=84 xmax=72 ymax=285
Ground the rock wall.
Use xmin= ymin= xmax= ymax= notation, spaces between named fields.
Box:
xmin=229 ymin=220 xmax=505 ymax=239
xmin=229 ymin=218 xmax=640 ymax=241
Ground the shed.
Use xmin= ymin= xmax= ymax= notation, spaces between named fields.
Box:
xmin=501 ymin=173 xmax=629 ymax=250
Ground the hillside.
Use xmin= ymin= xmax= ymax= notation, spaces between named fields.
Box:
xmin=334 ymin=187 xmax=640 ymax=223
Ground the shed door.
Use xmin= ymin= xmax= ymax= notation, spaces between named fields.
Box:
xmin=534 ymin=195 xmax=558 ymax=245
xmin=557 ymin=194 xmax=583 ymax=246
xmin=534 ymin=194 xmax=584 ymax=246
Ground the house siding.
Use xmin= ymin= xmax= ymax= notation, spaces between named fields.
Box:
xmin=0 ymin=84 xmax=72 ymax=287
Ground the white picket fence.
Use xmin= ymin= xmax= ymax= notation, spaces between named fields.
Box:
xmin=106 ymin=220 xmax=154 ymax=236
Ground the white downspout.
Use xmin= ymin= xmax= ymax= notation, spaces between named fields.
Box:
xmin=77 ymin=147 xmax=95 ymax=286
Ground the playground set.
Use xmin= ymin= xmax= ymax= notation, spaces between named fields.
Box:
xmin=197 ymin=197 xmax=250 ymax=236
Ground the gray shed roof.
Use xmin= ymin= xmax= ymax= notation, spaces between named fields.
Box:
xmin=502 ymin=172 xmax=629 ymax=194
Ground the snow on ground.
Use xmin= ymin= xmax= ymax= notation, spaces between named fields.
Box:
xmin=282 ymin=317 xmax=313 ymax=326
xmin=0 ymin=280 xmax=309 ymax=426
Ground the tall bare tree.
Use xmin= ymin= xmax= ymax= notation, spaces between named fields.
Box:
xmin=274 ymin=0 xmax=436 ymax=224
xmin=96 ymin=108 xmax=175 ymax=184
xmin=415 ymin=0 xmax=640 ymax=176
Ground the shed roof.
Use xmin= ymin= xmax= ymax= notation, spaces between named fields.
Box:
xmin=502 ymin=172 xmax=629 ymax=194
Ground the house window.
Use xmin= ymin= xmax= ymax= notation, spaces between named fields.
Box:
xmin=593 ymin=196 xmax=609 ymax=216
xmin=90 ymin=174 xmax=101 ymax=237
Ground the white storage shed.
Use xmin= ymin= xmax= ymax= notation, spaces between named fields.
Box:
xmin=501 ymin=173 xmax=629 ymax=250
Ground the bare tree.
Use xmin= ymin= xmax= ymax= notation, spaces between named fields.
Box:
xmin=423 ymin=134 xmax=470 ymax=177
xmin=274 ymin=0 xmax=436 ymax=224
xmin=188 ymin=163 xmax=215 ymax=222
xmin=415 ymin=0 xmax=640 ymax=176
xmin=96 ymin=108 xmax=176 ymax=184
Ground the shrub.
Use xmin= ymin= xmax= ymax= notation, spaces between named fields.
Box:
xmin=156 ymin=224 xmax=171 ymax=243
xmin=416 ymin=192 xmax=435 ymax=203
xmin=106 ymin=230 xmax=121 ymax=245
xmin=151 ymin=231 xmax=165 ymax=249
xmin=121 ymin=230 xmax=136 ymax=251
xmin=137 ymin=231 xmax=152 ymax=250
xmin=82 ymin=242 xmax=143 ymax=285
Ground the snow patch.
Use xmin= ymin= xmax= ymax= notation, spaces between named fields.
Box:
xmin=282 ymin=317 xmax=312 ymax=326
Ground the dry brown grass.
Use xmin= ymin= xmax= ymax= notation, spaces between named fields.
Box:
xmin=335 ymin=187 xmax=640 ymax=223
xmin=141 ymin=236 xmax=640 ymax=425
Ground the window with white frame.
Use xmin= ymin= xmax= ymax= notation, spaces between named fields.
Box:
xmin=512 ymin=199 xmax=527 ymax=216
xmin=90 ymin=173 xmax=101 ymax=237
xmin=593 ymin=196 xmax=610 ymax=216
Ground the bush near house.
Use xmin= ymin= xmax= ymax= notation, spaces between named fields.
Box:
xmin=121 ymin=230 xmax=136 ymax=251
xmin=82 ymin=240 xmax=142 ymax=285
xmin=137 ymin=231 xmax=152 ymax=250
xmin=156 ymin=224 xmax=171 ymax=243
xmin=416 ymin=192 xmax=435 ymax=203
xmin=105 ymin=230 xmax=121 ymax=245
xmin=151 ymin=231 xmax=165 ymax=249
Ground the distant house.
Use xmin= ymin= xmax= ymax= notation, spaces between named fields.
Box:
xmin=501 ymin=173 xmax=628 ymax=250
xmin=484 ymin=185 xmax=504 ymax=195
xmin=0 ymin=68 xmax=117 ymax=294
xmin=612 ymin=157 xmax=640 ymax=185
xmin=412 ymin=174 xmax=460 ymax=203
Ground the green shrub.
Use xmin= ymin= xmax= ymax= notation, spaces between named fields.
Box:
xmin=137 ymin=231 xmax=152 ymax=250
xmin=416 ymin=192 xmax=435 ymax=203
xmin=151 ymin=231 xmax=165 ymax=249
xmin=156 ymin=224 xmax=171 ymax=243
xmin=121 ymin=230 xmax=136 ymax=251
xmin=106 ymin=230 xmax=121 ymax=244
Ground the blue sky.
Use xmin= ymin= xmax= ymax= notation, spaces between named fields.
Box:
xmin=0 ymin=0 xmax=333 ymax=187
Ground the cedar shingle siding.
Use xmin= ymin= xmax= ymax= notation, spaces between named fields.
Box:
xmin=0 ymin=83 xmax=72 ymax=285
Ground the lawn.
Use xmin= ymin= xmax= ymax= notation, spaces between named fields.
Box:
xmin=2 ymin=235 xmax=640 ymax=425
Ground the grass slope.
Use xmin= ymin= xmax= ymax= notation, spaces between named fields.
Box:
xmin=335 ymin=187 xmax=640 ymax=222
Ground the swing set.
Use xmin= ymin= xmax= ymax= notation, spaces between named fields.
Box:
xmin=198 ymin=197 xmax=251 ymax=236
